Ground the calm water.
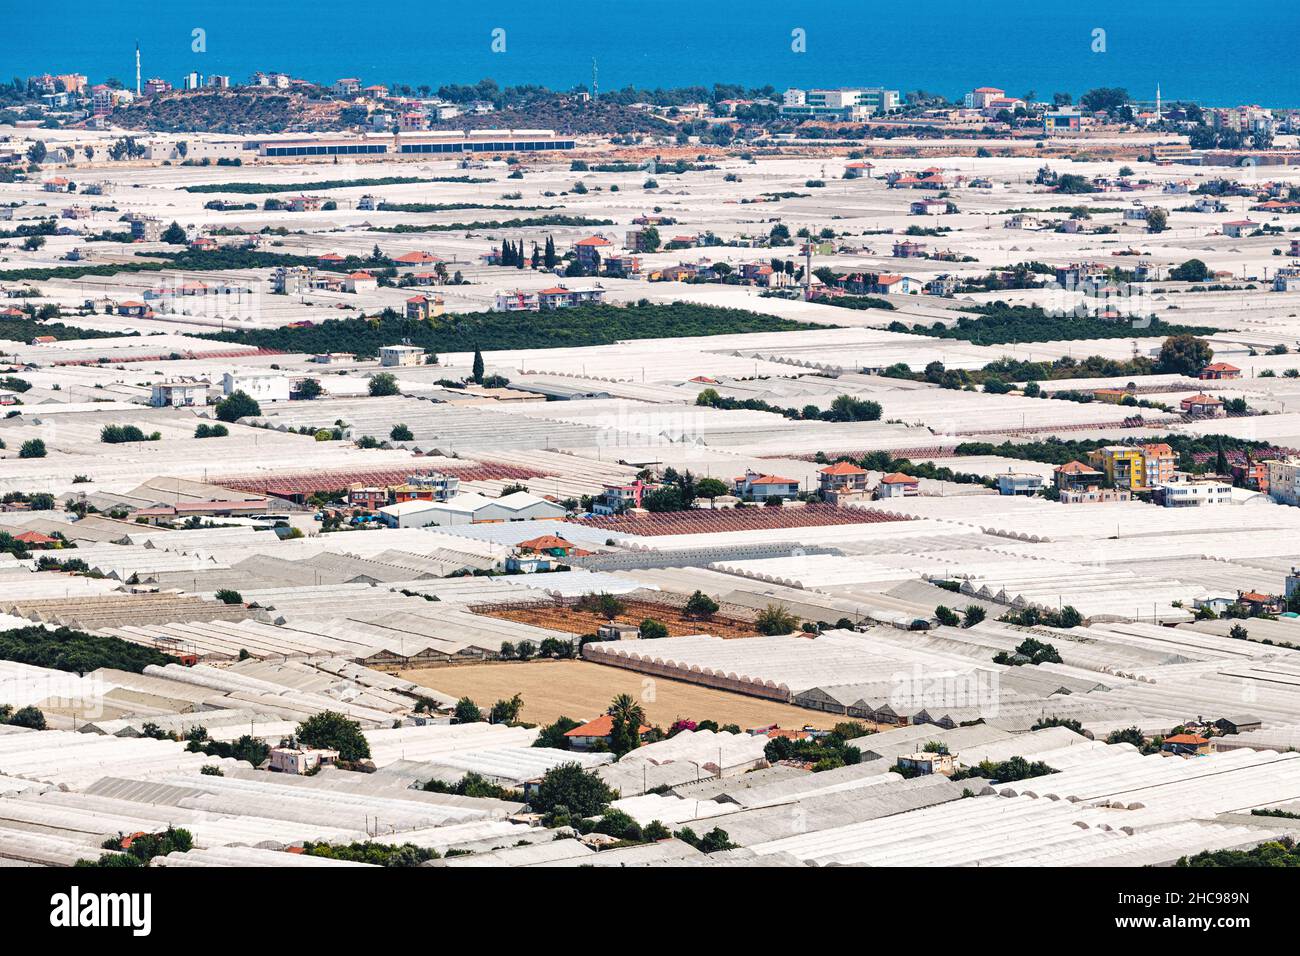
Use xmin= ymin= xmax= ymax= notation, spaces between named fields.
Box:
xmin=3 ymin=0 xmax=1298 ymax=106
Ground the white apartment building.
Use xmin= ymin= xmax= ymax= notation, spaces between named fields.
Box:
xmin=1156 ymin=474 xmax=1233 ymax=507
xmin=1268 ymin=458 xmax=1300 ymax=506
xmin=780 ymin=87 xmax=899 ymax=120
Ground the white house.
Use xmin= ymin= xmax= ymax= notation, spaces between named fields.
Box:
xmin=379 ymin=344 xmax=426 ymax=367
xmin=345 ymin=271 xmax=378 ymax=293
xmin=876 ymin=274 xmax=925 ymax=295
xmin=910 ymin=198 xmax=949 ymax=216
xmin=733 ymin=470 xmax=800 ymax=500
xmin=150 ymin=379 xmax=209 ymax=408
xmin=876 ymin=472 xmax=920 ymax=497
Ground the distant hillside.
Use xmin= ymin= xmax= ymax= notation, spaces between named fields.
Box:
xmin=113 ymin=89 xmax=347 ymax=134
xmin=110 ymin=88 xmax=671 ymax=137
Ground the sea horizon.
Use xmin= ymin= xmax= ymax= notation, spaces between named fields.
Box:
xmin=4 ymin=0 xmax=1300 ymax=108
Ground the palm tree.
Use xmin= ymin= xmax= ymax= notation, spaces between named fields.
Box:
xmin=606 ymin=693 xmax=645 ymax=729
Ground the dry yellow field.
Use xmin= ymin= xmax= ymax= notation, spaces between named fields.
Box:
xmin=400 ymin=659 xmax=835 ymax=731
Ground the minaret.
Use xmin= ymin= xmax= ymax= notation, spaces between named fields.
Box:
xmin=135 ymin=42 xmax=141 ymax=97
xmin=592 ymin=58 xmax=598 ymax=101
xmin=1155 ymin=83 xmax=1161 ymax=123
xmin=804 ymin=228 xmax=813 ymax=301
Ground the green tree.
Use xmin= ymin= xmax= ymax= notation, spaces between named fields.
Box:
xmin=7 ymin=705 xmax=45 ymax=729
xmin=684 ymin=590 xmax=720 ymax=619
xmin=488 ymin=693 xmax=524 ymax=725
xmin=368 ymin=372 xmax=399 ymax=396
xmin=215 ymin=390 xmax=261 ymax=422
xmin=472 ymin=348 xmax=485 ymax=384
xmin=389 ymin=423 xmax=414 ymax=441
xmin=214 ymin=589 xmax=243 ymax=605
xmin=18 ymin=438 xmax=46 ymax=458
xmin=530 ymin=762 xmax=618 ymax=816
xmin=1156 ymin=334 xmax=1213 ymax=376
xmin=453 ymin=696 xmax=484 ymax=723
xmin=1169 ymin=259 xmax=1210 ymax=282
xmin=755 ymin=603 xmax=798 ymax=635
xmin=962 ymin=605 xmax=986 ymax=628
xmin=296 ymin=378 xmax=324 ymax=400
xmin=1079 ymin=87 xmax=1130 ymax=115
xmin=533 ymin=715 xmax=580 ymax=749
xmin=694 ymin=477 xmax=729 ymax=499
xmin=295 ymin=710 xmax=371 ymax=761
xmin=576 ymin=592 xmax=626 ymax=620
xmin=160 ymin=221 xmax=187 ymax=244
xmin=935 ymin=605 xmax=960 ymax=627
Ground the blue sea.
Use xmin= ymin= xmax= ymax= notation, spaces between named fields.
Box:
xmin=3 ymin=0 xmax=1298 ymax=107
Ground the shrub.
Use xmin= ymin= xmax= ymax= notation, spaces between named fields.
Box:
xmin=639 ymin=618 xmax=669 ymax=639
xmin=935 ymin=605 xmax=960 ymax=627
xmin=755 ymin=603 xmax=799 ymax=635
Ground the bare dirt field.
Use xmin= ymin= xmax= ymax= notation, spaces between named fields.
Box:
xmin=400 ymin=659 xmax=836 ymax=731
xmin=474 ymin=599 xmax=759 ymax=639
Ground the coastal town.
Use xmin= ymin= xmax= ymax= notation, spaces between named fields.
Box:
xmin=5 ymin=51 xmax=1300 ymax=883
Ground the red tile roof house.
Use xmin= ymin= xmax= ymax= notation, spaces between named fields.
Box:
xmin=1222 ymin=220 xmax=1257 ymax=239
xmin=1161 ymin=733 xmax=1214 ymax=756
xmin=874 ymin=274 xmax=924 ymax=295
xmin=345 ymin=271 xmax=378 ymax=293
xmin=1180 ymin=393 xmax=1224 ymax=418
xmin=1199 ymin=362 xmax=1241 ymax=380
xmin=392 ymin=250 xmax=443 ymax=266
xmin=516 ymin=534 xmax=580 ymax=556
xmin=875 ymin=472 xmax=920 ymax=498
xmin=116 ymin=301 xmax=152 ymax=318
xmin=1054 ymin=460 xmax=1105 ymax=490
xmin=733 ymin=470 xmax=800 ymax=501
xmin=13 ymin=531 xmax=59 ymax=547
xmin=563 ymin=714 xmax=652 ymax=751
xmin=572 ymin=235 xmax=613 ymax=269
xmin=819 ymin=461 xmax=870 ymax=500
